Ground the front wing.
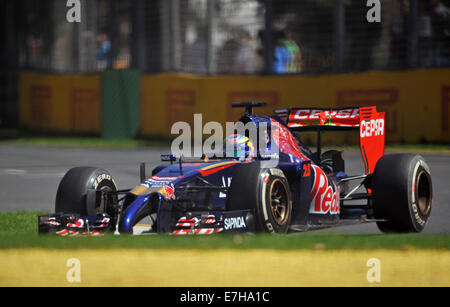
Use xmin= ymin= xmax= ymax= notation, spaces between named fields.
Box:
xmin=38 ymin=209 xmax=255 ymax=236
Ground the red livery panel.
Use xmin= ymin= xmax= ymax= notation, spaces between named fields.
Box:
xmin=280 ymin=106 xmax=385 ymax=175
xmin=359 ymin=106 xmax=385 ymax=174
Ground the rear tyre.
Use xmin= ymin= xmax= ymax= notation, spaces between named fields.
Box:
xmin=372 ymin=154 xmax=432 ymax=233
xmin=227 ymin=162 xmax=292 ymax=233
xmin=55 ymin=167 xmax=118 ymax=218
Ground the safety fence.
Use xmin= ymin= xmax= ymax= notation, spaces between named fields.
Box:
xmin=4 ymin=0 xmax=450 ymax=130
xmin=9 ymin=0 xmax=450 ymax=75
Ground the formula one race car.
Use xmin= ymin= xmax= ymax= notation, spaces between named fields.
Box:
xmin=39 ymin=102 xmax=433 ymax=236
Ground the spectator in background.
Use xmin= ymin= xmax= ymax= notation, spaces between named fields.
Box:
xmin=272 ymin=31 xmax=292 ymax=74
xmin=113 ymin=20 xmax=132 ymax=70
xmin=283 ymin=29 xmax=303 ymax=73
xmin=389 ymin=1 xmax=408 ymax=68
xmin=183 ymin=26 xmax=208 ymax=74
xmin=217 ymin=29 xmax=260 ymax=74
xmin=96 ymin=32 xmax=111 ymax=70
xmin=432 ymin=0 xmax=450 ymax=19
xmin=217 ymin=33 xmax=241 ymax=74
xmin=26 ymin=34 xmax=43 ymax=68
xmin=431 ymin=0 xmax=450 ymax=66
xmin=233 ymin=30 xmax=258 ymax=73
xmin=419 ymin=1 xmax=434 ymax=67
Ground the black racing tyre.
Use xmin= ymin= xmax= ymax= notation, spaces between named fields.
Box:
xmin=372 ymin=154 xmax=433 ymax=233
xmin=55 ymin=167 xmax=118 ymax=217
xmin=227 ymin=162 xmax=292 ymax=233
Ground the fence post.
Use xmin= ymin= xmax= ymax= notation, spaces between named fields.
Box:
xmin=207 ymin=0 xmax=216 ymax=74
xmin=264 ymin=0 xmax=273 ymax=74
xmin=1 ymin=1 xmax=18 ymax=128
xmin=160 ymin=1 xmax=171 ymax=71
xmin=72 ymin=8 xmax=79 ymax=72
xmin=170 ymin=0 xmax=181 ymax=71
xmin=334 ymin=0 xmax=345 ymax=72
xmin=77 ymin=0 xmax=88 ymax=72
xmin=107 ymin=0 xmax=117 ymax=70
xmin=134 ymin=0 xmax=147 ymax=71
xmin=408 ymin=0 xmax=419 ymax=68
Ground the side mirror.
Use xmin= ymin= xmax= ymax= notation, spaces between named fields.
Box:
xmin=161 ymin=154 xmax=176 ymax=163
xmin=140 ymin=163 xmax=146 ymax=183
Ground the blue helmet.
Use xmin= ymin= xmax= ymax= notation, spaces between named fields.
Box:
xmin=224 ymin=134 xmax=255 ymax=159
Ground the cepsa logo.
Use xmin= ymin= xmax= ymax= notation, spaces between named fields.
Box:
xmin=292 ymin=108 xmax=359 ymax=120
xmin=360 ymin=119 xmax=384 ymax=138
xmin=309 ymin=165 xmax=339 ymax=215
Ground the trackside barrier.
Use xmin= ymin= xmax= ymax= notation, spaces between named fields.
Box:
xmin=19 ymin=71 xmax=101 ymax=133
xmin=101 ymin=70 xmax=140 ymax=139
xmin=141 ymin=69 xmax=450 ymax=143
xmin=19 ymin=69 xmax=450 ymax=143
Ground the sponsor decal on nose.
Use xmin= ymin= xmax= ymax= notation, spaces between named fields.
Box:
xmin=224 ymin=216 xmax=246 ymax=230
xmin=163 ymin=183 xmax=176 ymax=200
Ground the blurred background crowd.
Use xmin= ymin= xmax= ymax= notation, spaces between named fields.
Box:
xmin=1 ymin=0 xmax=450 ymax=129
xmin=3 ymin=0 xmax=450 ymax=75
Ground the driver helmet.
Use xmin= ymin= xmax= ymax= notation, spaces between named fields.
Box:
xmin=224 ymin=134 xmax=255 ymax=159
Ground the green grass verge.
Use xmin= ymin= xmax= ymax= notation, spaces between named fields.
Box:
xmin=1 ymin=211 xmax=449 ymax=250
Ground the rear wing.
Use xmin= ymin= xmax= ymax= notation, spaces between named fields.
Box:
xmin=273 ymin=106 xmax=385 ymax=174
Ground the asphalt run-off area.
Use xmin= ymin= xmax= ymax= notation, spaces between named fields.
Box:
xmin=0 ymin=144 xmax=449 ymax=234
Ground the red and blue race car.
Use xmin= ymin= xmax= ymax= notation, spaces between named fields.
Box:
xmin=39 ymin=102 xmax=433 ymax=235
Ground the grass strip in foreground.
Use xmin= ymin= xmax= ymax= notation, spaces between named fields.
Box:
xmin=0 ymin=211 xmax=449 ymax=250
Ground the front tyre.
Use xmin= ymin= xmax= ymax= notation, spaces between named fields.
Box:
xmin=372 ymin=154 xmax=433 ymax=233
xmin=55 ymin=167 xmax=118 ymax=218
